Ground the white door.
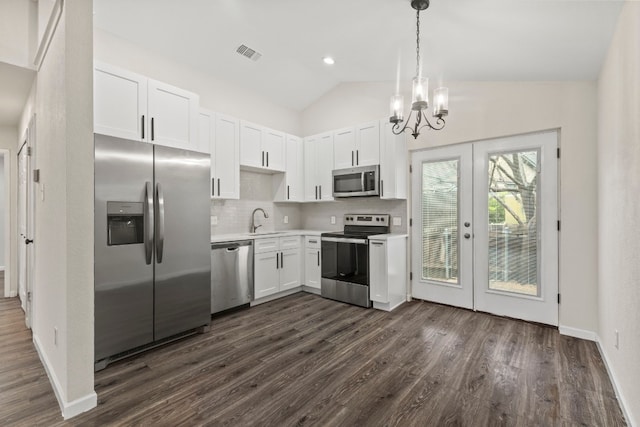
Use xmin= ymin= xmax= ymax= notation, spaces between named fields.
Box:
xmin=411 ymin=144 xmax=474 ymax=309
xmin=214 ymin=114 xmax=240 ymax=199
xmin=279 ymin=249 xmax=301 ymax=290
xmin=263 ymin=129 xmax=285 ymax=171
xmin=240 ymin=121 xmax=263 ymax=168
xmin=147 ymin=79 xmax=199 ymax=150
xmin=355 ymin=121 xmax=380 ymax=166
xmin=411 ymin=131 xmax=559 ymax=325
xmin=473 ymin=132 xmax=558 ymax=325
xmin=333 ymin=127 xmax=355 ymax=169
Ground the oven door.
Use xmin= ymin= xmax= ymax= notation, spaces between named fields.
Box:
xmin=321 ymin=236 xmax=371 ymax=307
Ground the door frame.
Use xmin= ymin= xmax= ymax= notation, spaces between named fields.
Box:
xmin=408 ymin=129 xmax=560 ymax=325
xmin=1 ymin=148 xmax=10 ymax=298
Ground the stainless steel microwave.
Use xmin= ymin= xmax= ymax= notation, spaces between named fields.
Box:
xmin=332 ymin=165 xmax=380 ymax=198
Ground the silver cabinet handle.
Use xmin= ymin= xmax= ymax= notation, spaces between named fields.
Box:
xmin=267 ymin=152 xmax=269 ymax=167
xmin=262 ymin=151 xmax=265 ymax=166
xmin=319 ymin=185 xmax=322 ymax=199
xmin=381 ymin=180 xmax=384 ymax=197
xmin=217 ymin=178 xmax=221 ymax=196
xmin=141 ymin=115 xmax=145 ymax=140
xmin=144 ymin=181 xmax=154 ymax=265
xmin=211 ymin=178 xmax=215 ymax=197
xmin=280 ymin=252 xmax=283 ymax=269
xmin=155 ymin=182 xmax=165 ymax=263
xmin=151 ymin=117 xmax=155 ymax=141
xmin=276 ymin=253 xmax=279 ymax=269
xmin=317 ymin=250 xmax=320 ymax=266
xmin=287 ymin=185 xmax=290 ymax=200
xmin=315 ymin=185 xmax=318 ymax=200
xmin=356 ymin=150 xmax=359 ymax=165
xmin=352 ymin=151 xmax=354 ymax=166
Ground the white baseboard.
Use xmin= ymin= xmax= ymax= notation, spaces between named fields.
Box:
xmin=558 ymin=325 xmax=597 ymax=341
xmin=251 ymin=287 xmax=302 ymax=306
xmin=596 ymin=338 xmax=636 ymax=427
xmin=33 ymin=334 xmax=97 ymax=420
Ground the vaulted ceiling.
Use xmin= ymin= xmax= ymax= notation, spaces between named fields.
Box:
xmin=93 ymin=0 xmax=624 ymax=111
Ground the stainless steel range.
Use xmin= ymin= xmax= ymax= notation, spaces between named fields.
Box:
xmin=321 ymin=214 xmax=390 ymax=307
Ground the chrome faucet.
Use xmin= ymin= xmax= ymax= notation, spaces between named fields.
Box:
xmin=251 ymin=208 xmax=269 ymax=233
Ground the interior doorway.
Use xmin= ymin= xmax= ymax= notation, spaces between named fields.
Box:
xmin=411 ymin=130 xmax=559 ymax=325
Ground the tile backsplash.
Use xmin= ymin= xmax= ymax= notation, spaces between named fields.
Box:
xmin=211 ymin=171 xmax=408 ymax=235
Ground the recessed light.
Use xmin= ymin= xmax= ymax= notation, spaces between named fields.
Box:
xmin=323 ymin=57 xmax=335 ymax=65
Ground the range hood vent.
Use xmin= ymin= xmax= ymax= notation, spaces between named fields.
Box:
xmin=236 ymin=44 xmax=262 ymax=62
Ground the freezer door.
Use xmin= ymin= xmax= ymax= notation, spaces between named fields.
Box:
xmin=94 ymin=134 xmax=154 ymax=361
xmin=154 ymin=145 xmax=211 ymax=339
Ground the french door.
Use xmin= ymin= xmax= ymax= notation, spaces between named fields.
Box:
xmin=411 ymin=131 xmax=558 ymax=325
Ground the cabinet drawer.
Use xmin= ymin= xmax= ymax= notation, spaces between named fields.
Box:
xmin=280 ymin=236 xmax=301 ymax=250
xmin=254 ymin=238 xmax=279 ymax=253
xmin=305 ymin=236 xmax=321 ymax=249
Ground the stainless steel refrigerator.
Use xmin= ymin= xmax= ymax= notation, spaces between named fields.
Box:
xmin=94 ymin=134 xmax=211 ymax=369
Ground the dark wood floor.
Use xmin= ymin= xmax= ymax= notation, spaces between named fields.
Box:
xmin=0 ymin=293 xmax=627 ymax=426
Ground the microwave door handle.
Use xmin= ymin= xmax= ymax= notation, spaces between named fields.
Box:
xmin=155 ymin=182 xmax=165 ymax=263
xmin=361 ymin=173 xmax=365 ymax=192
xmin=144 ymin=181 xmax=154 ymax=265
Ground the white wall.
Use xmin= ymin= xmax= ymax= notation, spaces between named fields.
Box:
xmin=302 ymin=80 xmax=599 ymax=334
xmin=0 ymin=0 xmax=38 ymax=68
xmin=93 ymin=29 xmax=302 ymax=137
xmin=597 ymin=2 xmax=640 ymax=425
xmin=30 ymin=0 xmax=96 ymax=418
xmin=0 ymin=126 xmax=18 ymax=297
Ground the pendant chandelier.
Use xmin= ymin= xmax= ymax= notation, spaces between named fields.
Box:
xmin=389 ymin=0 xmax=448 ymax=139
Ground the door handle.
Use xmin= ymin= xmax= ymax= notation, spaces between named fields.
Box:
xmin=156 ymin=182 xmax=165 ymax=263
xmin=144 ymin=181 xmax=154 ymax=265
xmin=25 ymin=238 xmax=34 ymax=245
xmin=464 ymin=233 xmax=471 ymax=239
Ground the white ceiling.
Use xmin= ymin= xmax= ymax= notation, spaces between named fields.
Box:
xmin=0 ymin=62 xmax=34 ymax=127
xmin=95 ymin=0 xmax=623 ymax=111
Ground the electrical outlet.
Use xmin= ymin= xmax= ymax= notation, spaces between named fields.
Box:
xmin=331 ymin=216 xmax=336 ymax=224
xmin=211 ymin=216 xmax=218 ymax=225
xmin=54 ymin=327 xmax=58 ymax=346
xmin=393 ymin=217 xmax=402 ymax=226
xmin=615 ymin=330 xmax=619 ymax=349
xmin=283 ymin=215 xmax=289 ymax=224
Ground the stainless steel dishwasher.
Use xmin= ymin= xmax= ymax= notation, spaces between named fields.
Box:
xmin=210 ymin=240 xmax=254 ymax=314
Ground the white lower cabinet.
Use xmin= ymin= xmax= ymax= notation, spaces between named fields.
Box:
xmin=304 ymin=236 xmax=321 ymax=290
xmin=369 ymin=235 xmax=408 ymax=311
xmin=254 ymin=236 xmax=301 ymax=299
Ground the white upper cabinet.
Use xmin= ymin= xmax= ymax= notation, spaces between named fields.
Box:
xmin=304 ymin=133 xmax=334 ymax=202
xmin=147 ymin=79 xmax=199 ymax=151
xmin=333 ymin=121 xmax=380 ymax=169
xmin=94 ymin=62 xmax=147 ymax=142
xmin=333 ymin=127 xmax=356 ymax=169
xmin=240 ymin=121 xmax=285 ymax=172
xmin=274 ymin=135 xmax=303 ymax=202
xmin=379 ymin=120 xmax=408 ymax=199
xmin=94 ymin=62 xmax=201 ymax=152
xmin=200 ymin=109 xmax=240 ymax=199
xmin=356 ymin=121 xmax=381 ymax=166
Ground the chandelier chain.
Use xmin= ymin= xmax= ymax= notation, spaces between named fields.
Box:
xmin=415 ymin=9 xmax=421 ymax=77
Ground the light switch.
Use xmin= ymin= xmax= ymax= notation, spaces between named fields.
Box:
xmin=393 ymin=217 xmax=402 ymax=226
xmin=330 ymin=216 xmax=336 ymax=224
xmin=284 ymin=215 xmax=289 ymax=224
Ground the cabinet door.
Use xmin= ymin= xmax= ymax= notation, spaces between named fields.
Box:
xmin=317 ymin=133 xmax=335 ymax=201
xmin=355 ymin=121 xmax=380 ymax=166
xmin=380 ymin=120 xmax=408 ymax=200
xmin=369 ymin=241 xmax=388 ymax=303
xmin=333 ymin=127 xmax=356 ymax=169
xmin=94 ymin=62 xmax=147 ymax=142
xmin=240 ymin=121 xmax=263 ymax=168
xmin=214 ymin=114 xmax=240 ymax=199
xmin=285 ymin=135 xmax=303 ymax=201
xmin=254 ymin=252 xmax=280 ymax=298
xmin=304 ymin=248 xmax=321 ymax=289
xmin=303 ymin=136 xmax=319 ymax=201
xmin=280 ymin=249 xmax=301 ymax=291
xmin=148 ymin=79 xmax=199 ymax=151
xmin=199 ymin=110 xmax=214 ymax=197
xmin=263 ymin=129 xmax=285 ymax=171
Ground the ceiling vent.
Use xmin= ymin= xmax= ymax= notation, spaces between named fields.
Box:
xmin=236 ymin=44 xmax=262 ymax=62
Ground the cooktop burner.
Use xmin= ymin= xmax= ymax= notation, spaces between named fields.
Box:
xmin=322 ymin=214 xmax=390 ymax=239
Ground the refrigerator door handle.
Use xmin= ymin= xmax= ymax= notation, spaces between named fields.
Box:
xmin=155 ymin=182 xmax=165 ymax=263
xmin=144 ymin=181 xmax=154 ymax=265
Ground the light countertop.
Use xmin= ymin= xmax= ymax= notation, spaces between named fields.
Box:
xmin=211 ymin=229 xmax=325 ymax=243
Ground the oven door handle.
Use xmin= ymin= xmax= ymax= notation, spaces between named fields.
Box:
xmin=321 ymin=237 xmax=368 ymax=245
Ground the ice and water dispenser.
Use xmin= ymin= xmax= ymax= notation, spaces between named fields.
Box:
xmin=106 ymin=201 xmax=144 ymax=246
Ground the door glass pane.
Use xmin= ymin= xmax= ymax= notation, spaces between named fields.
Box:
xmin=422 ymin=160 xmax=459 ymax=284
xmin=487 ymin=150 xmax=539 ymax=296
